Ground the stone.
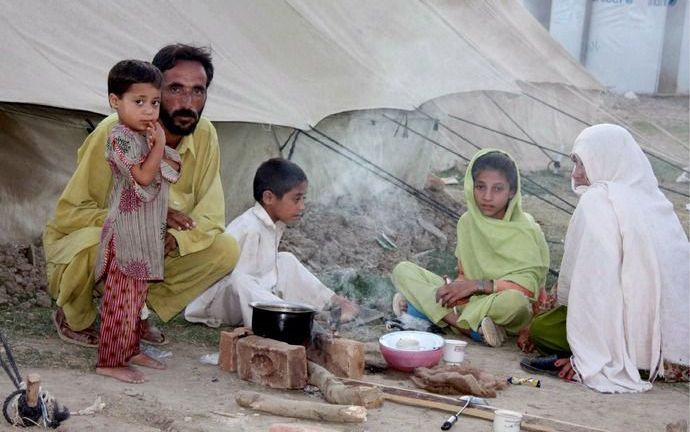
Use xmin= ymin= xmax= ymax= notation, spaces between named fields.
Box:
xmin=236 ymin=336 xmax=307 ymax=389
xmin=218 ymin=327 xmax=252 ymax=373
xmin=35 ymin=291 xmax=52 ymax=308
xmin=307 ymin=334 xmax=364 ymax=379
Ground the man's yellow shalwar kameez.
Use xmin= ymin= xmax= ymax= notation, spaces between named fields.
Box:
xmin=43 ymin=114 xmax=239 ymax=330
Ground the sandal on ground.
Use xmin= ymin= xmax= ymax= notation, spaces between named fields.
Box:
xmin=141 ymin=319 xmax=168 ymax=346
xmin=478 ymin=317 xmax=506 ymax=348
xmin=392 ymin=293 xmax=405 ymax=318
xmin=52 ymin=309 xmax=99 ymax=348
xmin=519 ymin=355 xmax=561 ymax=377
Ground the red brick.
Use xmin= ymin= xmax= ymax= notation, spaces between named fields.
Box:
xmin=307 ymin=335 xmax=364 ymax=379
xmin=236 ymin=336 xmax=307 ymax=389
xmin=218 ymin=327 xmax=253 ymax=373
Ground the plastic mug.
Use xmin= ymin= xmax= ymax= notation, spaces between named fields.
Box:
xmin=442 ymin=339 xmax=467 ymax=364
xmin=493 ymin=409 xmax=523 ymax=432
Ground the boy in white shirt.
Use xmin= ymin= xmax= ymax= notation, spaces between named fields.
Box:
xmin=185 ymin=158 xmax=358 ymax=327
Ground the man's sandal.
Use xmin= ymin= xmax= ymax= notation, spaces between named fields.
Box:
xmin=52 ymin=309 xmax=99 ymax=348
xmin=519 ymin=355 xmax=561 ymax=377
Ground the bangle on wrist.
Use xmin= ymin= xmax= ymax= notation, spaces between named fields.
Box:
xmin=475 ymin=280 xmax=484 ymax=294
xmin=478 ymin=279 xmax=492 ymax=294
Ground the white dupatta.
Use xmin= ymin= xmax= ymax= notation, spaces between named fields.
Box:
xmin=558 ymin=124 xmax=689 ymax=393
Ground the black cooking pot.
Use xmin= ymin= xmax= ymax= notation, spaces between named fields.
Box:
xmin=250 ymin=301 xmax=317 ymax=346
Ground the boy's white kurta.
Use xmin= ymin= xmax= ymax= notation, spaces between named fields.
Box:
xmin=184 ymin=203 xmax=335 ymax=327
xmin=559 ymin=124 xmax=690 ymax=393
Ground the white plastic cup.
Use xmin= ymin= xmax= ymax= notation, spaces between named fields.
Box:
xmin=492 ymin=409 xmax=523 ymax=432
xmin=442 ymin=339 xmax=467 ymax=364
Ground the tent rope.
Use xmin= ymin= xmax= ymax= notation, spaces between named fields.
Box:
xmin=301 ymin=129 xmax=461 ymax=220
xmin=483 ymin=91 xmax=559 ymax=164
xmin=382 ymin=114 xmax=575 ymax=214
xmin=412 ymin=111 xmax=577 ymax=210
xmin=300 ymin=127 xmax=563 ymax=275
xmin=522 ymin=91 xmax=690 ymax=176
xmin=445 ymin=114 xmax=569 ymax=157
xmin=278 ymin=128 xmax=296 ymax=152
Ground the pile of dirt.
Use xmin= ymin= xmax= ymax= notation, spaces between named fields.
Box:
xmin=281 ymin=187 xmax=462 ymax=274
xmin=0 ymin=186 xmax=463 ymax=309
xmin=0 ymin=241 xmax=51 ymax=308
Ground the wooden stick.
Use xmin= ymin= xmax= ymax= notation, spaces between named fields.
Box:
xmin=382 ymin=393 xmax=555 ymax=432
xmin=235 ymin=391 xmax=367 ymax=423
xmin=341 ymin=378 xmax=608 ymax=432
xmin=26 ymin=373 xmax=40 ymax=408
xmin=308 ymin=361 xmax=384 ymax=408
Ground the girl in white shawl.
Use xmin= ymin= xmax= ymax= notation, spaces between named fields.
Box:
xmin=521 ymin=124 xmax=689 ymax=393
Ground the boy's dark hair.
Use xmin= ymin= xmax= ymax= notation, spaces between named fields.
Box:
xmin=107 ymin=60 xmax=163 ymax=97
xmin=152 ymin=44 xmax=214 ymax=88
xmin=253 ymin=158 xmax=308 ymax=203
xmin=471 ymin=151 xmax=518 ymax=192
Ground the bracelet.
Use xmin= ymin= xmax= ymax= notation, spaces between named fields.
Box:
xmin=475 ymin=280 xmax=485 ymax=294
xmin=476 ymin=280 xmax=493 ymax=294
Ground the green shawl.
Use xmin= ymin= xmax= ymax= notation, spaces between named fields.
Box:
xmin=455 ymin=149 xmax=549 ymax=298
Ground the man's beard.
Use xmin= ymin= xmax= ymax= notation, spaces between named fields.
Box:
xmin=159 ymin=107 xmax=203 ymax=136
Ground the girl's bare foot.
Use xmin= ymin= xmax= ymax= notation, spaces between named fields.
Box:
xmin=130 ymin=353 xmax=166 ymax=370
xmin=96 ymin=366 xmax=145 ymax=383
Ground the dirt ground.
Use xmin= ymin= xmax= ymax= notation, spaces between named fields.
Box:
xmin=0 ymin=331 xmax=687 ymax=432
xmin=0 ymin=93 xmax=688 ymax=431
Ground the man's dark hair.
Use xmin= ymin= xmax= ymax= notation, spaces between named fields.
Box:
xmin=253 ymin=158 xmax=308 ymax=203
xmin=471 ymin=151 xmax=518 ymax=192
xmin=152 ymin=44 xmax=214 ymax=87
xmin=107 ymin=60 xmax=163 ymax=97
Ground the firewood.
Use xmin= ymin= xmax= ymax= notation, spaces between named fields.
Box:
xmin=235 ymin=391 xmax=367 ymax=423
xmin=307 ymin=361 xmax=384 ymax=408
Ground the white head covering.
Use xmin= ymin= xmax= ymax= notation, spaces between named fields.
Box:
xmin=559 ymin=124 xmax=689 ymax=393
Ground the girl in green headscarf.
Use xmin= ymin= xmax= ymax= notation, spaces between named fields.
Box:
xmin=391 ymin=149 xmax=549 ymax=347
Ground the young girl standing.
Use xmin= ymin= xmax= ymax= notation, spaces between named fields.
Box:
xmin=94 ymin=60 xmax=181 ymax=383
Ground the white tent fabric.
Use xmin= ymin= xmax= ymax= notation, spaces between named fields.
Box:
xmin=0 ymin=0 xmax=601 ymax=129
xmin=0 ymin=0 xmax=609 ymax=243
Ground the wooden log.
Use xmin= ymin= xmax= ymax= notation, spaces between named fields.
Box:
xmin=235 ymin=391 xmax=367 ymax=423
xmin=307 ymin=361 xmax=384 ymax=408
xmin=26 ymin=373 xmax=40 ymax=408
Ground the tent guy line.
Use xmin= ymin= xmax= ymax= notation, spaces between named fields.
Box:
xmin=382 ymin=114 xmax=576 ymax=215
xmin=483 ymin=91 xmax=558 ymax=165
xmin=301 ymin=126 xmax=564 ymax=277
xmin=524 ymin=90 xmax=690 ymax=175
xmin=301 ymin=129 xmax=461 ymax=221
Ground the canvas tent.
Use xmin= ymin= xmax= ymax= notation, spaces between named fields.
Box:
xmin=0 ymin=0 xmax=682 ymax=244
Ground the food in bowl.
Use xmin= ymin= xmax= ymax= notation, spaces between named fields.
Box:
xmin=379 ymin=331 xmax=444 ymax=372
xmin=396 ymin=337 xmax=421 ymax=350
